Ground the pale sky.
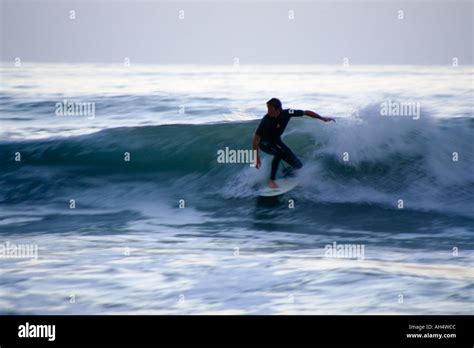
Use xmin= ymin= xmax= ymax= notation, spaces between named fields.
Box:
xmin=1 ymin=0 xmax=473 ymax=64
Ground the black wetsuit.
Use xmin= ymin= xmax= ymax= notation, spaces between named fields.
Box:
xmin=255 ymin=108 xmax=304 ymax=180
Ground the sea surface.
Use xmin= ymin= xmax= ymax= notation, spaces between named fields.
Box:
xmin=0 ymin=63 xmax=473 ymax=314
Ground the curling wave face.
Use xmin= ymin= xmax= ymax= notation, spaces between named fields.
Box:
xmin=1 ymin=108 xmax=472 ymax=218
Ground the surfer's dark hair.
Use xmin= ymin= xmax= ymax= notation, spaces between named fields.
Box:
xmin=267 ymin=98 xmax=282 ymax=111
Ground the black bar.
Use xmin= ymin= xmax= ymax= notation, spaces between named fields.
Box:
xmin=0 ymin=315 xmax=472 ymax=346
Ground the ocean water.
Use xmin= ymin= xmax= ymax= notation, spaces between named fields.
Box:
xmin=0 ymin=63 xmax=473 ymax=314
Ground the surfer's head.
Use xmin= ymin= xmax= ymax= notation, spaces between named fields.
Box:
xmin=266 ymin=98 xmax=282 ymax=117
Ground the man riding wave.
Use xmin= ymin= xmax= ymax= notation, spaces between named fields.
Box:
xmin=253 ymin=98 xmax=335 ymax=188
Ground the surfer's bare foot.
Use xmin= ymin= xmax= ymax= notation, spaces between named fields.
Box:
xmin=269 ymin=180 xmax=278 ymax=189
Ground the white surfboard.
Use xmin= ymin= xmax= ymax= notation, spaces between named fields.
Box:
xmin=258 ymin=177 xmax=299 ymax=197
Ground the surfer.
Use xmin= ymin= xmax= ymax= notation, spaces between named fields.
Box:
xmin=253 ymin=98 xmax=335 ymax=188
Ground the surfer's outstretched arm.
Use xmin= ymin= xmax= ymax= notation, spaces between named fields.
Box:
xmin=252 ymin=134 xmax=261 ymax=169
xmin=304 ymin=110 xmax=335 ymax=122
